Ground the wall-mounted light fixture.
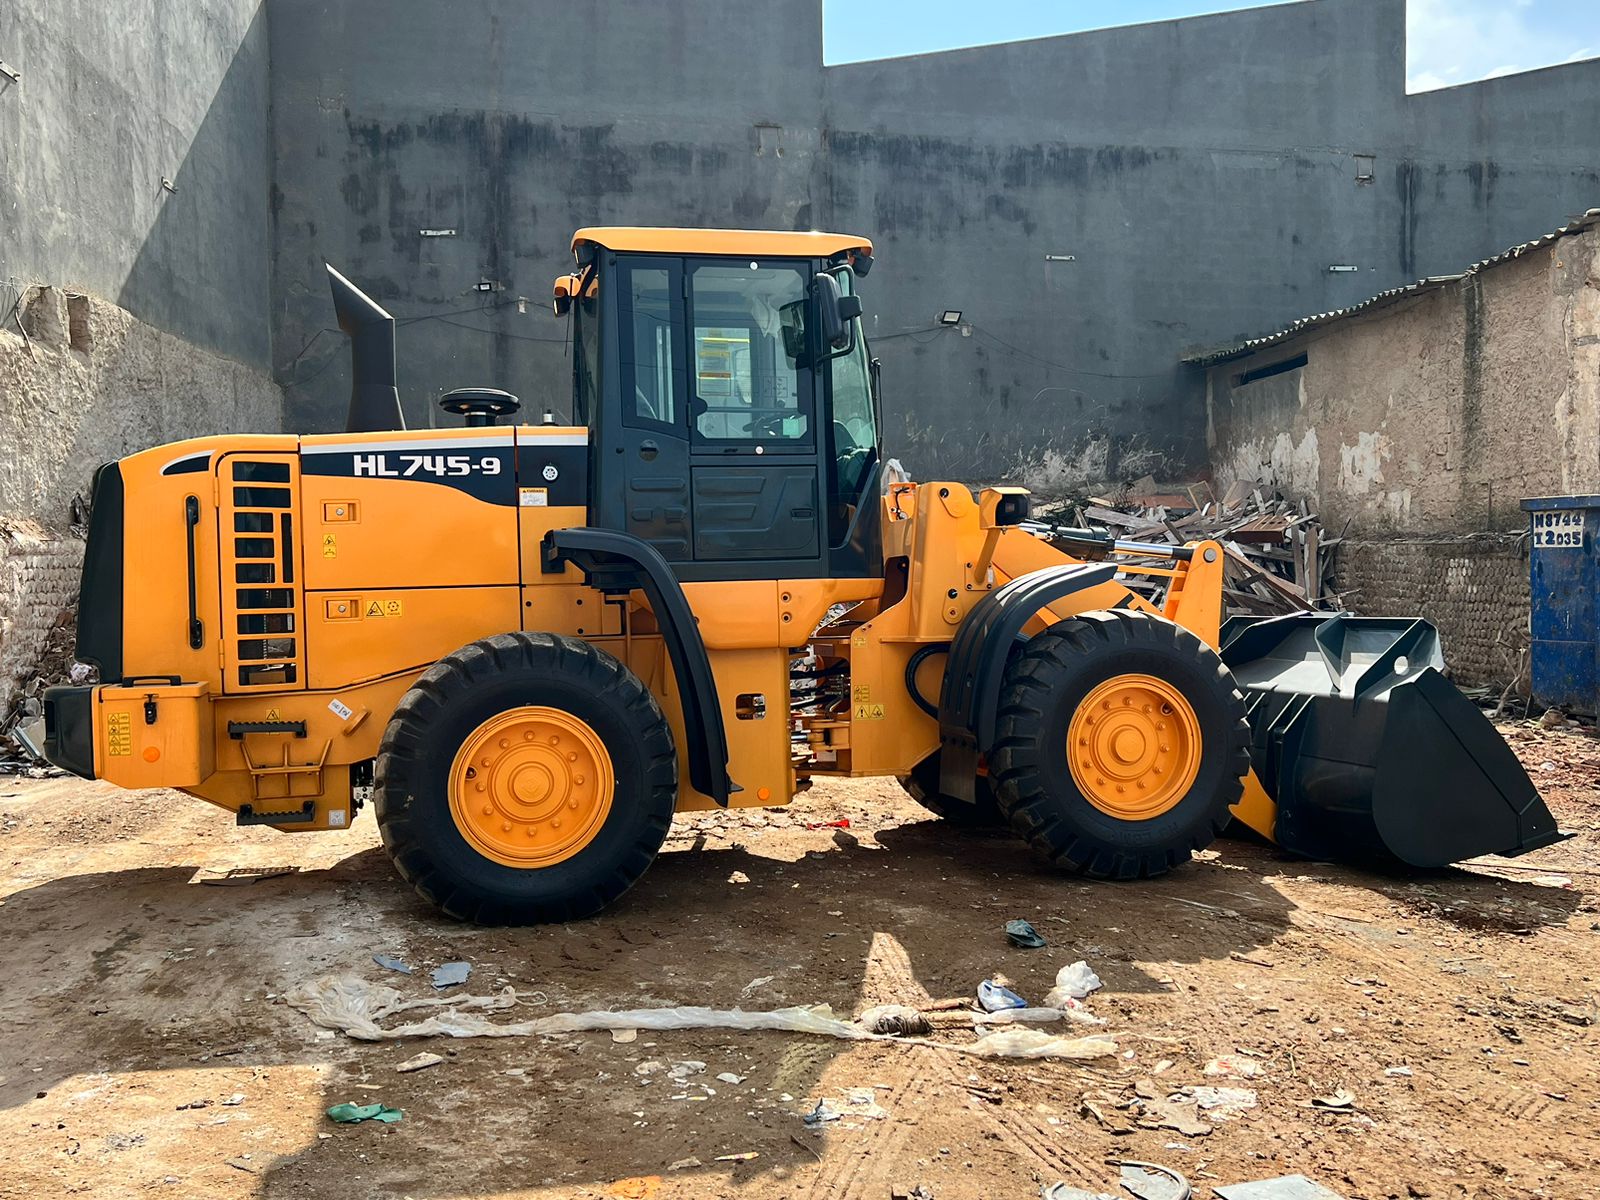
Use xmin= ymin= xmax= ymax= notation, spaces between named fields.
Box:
xmin=937 ymin=310 xmax=963 ymax=326
xmin=1044 ymin=253 xmax=1076 ymax=262
xmin=420 ymin=228 xmax=457 ymax=238
xmin=160 ymin=177 xmax=178 ymax=194
xmin=1327 ymin=264 xmax=1360 ymax=273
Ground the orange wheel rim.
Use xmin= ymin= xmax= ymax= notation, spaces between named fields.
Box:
xmin=1067 ymin=674 xmax=1203 ymax=820
xmin=448 ymin=707 xmax=614 ymax=868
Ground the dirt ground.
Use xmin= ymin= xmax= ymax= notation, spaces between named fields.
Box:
xmin=1 ymin=719 xmax=1598 ymax=1200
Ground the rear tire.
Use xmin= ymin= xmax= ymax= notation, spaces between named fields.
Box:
xmin=375 ymin=632 xmax=676 ymax=924
xmin=991 ymin=611 xmax=1250 ymax=879
xmin=900 ymin=753 xmax=1004 ymax=827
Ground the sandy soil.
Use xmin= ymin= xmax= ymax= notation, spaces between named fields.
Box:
xmin=1 ymin=719 xmax=1597 ymax=1200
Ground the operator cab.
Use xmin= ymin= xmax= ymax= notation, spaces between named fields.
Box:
xmin=555 ymin=228 xmax=882 ymax=583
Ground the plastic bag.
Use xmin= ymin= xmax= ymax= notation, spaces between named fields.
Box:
xmin=1043 ymin=961 xmax=1103 ymax=1006
xmin=978 ymin=979 xmax=1028 ymax=1012
xmin=285 ymin=974 xmax=1117 ymax=1060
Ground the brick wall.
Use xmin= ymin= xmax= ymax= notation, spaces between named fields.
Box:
xmin=1334 ymin=535 xmax=1529 ymax=690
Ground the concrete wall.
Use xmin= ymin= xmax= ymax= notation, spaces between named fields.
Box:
xmin=267 ymin=0 xmax=1600 ymax=482
xmin=0 ymin=0 xmax=276 ymax=368
xmin=267 ymin=0 xmax=824 ymax=433
xmin=1207 ymin=223 xmax=1600 ymax=535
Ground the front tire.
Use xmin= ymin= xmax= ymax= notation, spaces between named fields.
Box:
xmin=375 ymin=632 xmax=676 ymax=924
xmin=990 ymin=611 xmax=1250 ymax=880
xmin=900 ymin=753 xmax=1004 ymax=827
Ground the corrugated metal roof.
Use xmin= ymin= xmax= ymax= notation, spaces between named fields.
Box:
xmin=1185 ymin=208 xmax=1600 ymax=366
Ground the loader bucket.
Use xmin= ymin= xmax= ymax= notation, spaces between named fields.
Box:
xmin=1218 ymin=614 xmax=1563 ymax=867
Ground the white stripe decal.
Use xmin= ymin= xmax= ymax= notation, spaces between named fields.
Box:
xmin=518 ymin=433 xmax=589 ymax=446
xmin=301 ymin=437 xmax=516 ymax=455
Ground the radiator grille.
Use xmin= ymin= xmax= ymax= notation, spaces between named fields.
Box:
xmin=220 ymin=454 xmax=304 ymax=692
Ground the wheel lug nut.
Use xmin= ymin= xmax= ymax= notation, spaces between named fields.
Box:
xmin=482 ymin=805 xmax=492 ymax=816
xmin=475 ymin=782 xmax=485 ymax=792
xmin=1123 ymin=696 xmax=1132 ymax=706
xmin=551 ymin=818 xmax=562 ymax=829
xmin=568 ymin=798 xmax=579 ymax=809
xmin=549 ymin=735 xmax=561 ymax=746
xmin=568 ymin=752 xmax=578 ymax=762
xmin=1142 ymin=704 xmax=1152 ymax=713
xmin=574 ymin=775 xmax=585 ymax=786
xmin=501 ymin=821 xmax=511 ymax=833
xmin=1160 ymin=745 xmax=1170 ymax=753
xmin=480 ymin=756 xmax=490 ymax=767
xmin=1078 ymin=738 xmax=1088 ymax=747
xmin=524 ymin=731 xmax=535 ymax=741
xmin=499 ymin=738 xmax=509 ymax=749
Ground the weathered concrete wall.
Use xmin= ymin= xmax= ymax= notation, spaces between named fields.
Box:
xmin=266 ymin=0 xmax=1600 ymax=481
xmin=0 ymin=0 xmax=275 ymax=368
xmin=267 ymin=0 xmax=824 ymax=433
xmin=0 ymin=290 xmax=282 ymax=718
xmin=1208 ymin=223 xmax=1600 ymax=535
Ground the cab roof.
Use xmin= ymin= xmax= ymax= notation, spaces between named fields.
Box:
xmin=571 ymin=227 xmax=873 ymax=261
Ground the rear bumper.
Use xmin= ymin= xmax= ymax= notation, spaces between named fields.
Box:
xmin=43 ymin=686 xmax=98 ymax=779
xmin=42 ymin=681 xmax=216 ymax=787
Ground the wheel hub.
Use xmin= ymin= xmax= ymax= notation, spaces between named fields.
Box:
xmin=448 ymin=707 xmax=614 ymax=867
xmin=1067 ymin=674 xmax=1202 ymax=820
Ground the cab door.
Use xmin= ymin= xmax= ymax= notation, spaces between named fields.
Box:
xmin=683 ymin=258 xmax=822 ymax=574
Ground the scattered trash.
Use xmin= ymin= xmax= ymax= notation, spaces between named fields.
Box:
xmin=666 ymin=1157 xmax=701 ymax=1171
xmin=1190 ymin=1086 xmax=1258 ymax=1119
xmin=175 ymin=1098 xmax=211 ymax=1111
xmin=804 ymin=818 xmax=851 ymax=830
xmin=1539 ymin=707 xmax=1569 ymax=729
xmin=803 ymin=1099 xmax=840 ymax=1126
xmin=738 ymin=975 xmax=775 ymax=997
xmin=1214 ymin=1175 xmax=1350 ymax=1200
xmin=728 ymin=870 xmax=750 ymax=884
xmin=978 ymin=980 xmax=1028 ymax=1012
xmin=326 ymin=1101 xmax=402 ymax=1124
xmin=1041 ymin=1186 xmax=1116 ymax=1200
xmin=1203 ymin=1053 xmax=1263 ymax=1079
xmin=715 ymin=1071 xmax=745 ymax=1084
xmin=286 ymin=974 xmax=1115 ymax=1058
xmin=197 ymin=866 xmax=298 ymax=887
xmin=225 ymin=1156 xmax=259 ymax=1174
xmin=714 ymin=1152 xmax=759 ymax=1163
xmin=1305 ymin=1088 xmax=1356 ymax=1111
xmin=220 ymin=1093 xmax=245 ymax=1106
xmin=1116 ymin=1159 xmax=1193 ymax=1200
xmin=1005 ymin=919 xmax=1048 ymax=949
xmin=611 ymin=1028 xmax=638 ymax=1044
xmin=395 ymin=1051 xmax=444 ymax=1073
xmin=430 ymin=962 xmax=471 ymax=989
xmin=1228 ymin=951 xmax=1275 ymax=968
xmin=666 ymin=1060 xmax=707 ymax=1085
xmin=889 ymin=1189 xmax=933 ymax=1200
xmin=966 ymin=1028 xmax=1117 ymax=1060
xmin=1044 ymin=961 xmax=1103 ymax=1006
xmin=1384 ymin=1066 xmax=1413 ymax=1077
xmin=860 ymin=1004 xmax=934 ymax=1036
xmin=372 ymin=954 xmax=413 ymax=975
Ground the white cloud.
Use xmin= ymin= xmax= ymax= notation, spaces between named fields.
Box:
xmin=1407 ymin=0 xmax=1595 ymax=92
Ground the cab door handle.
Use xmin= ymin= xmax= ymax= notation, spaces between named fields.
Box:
xmin=638 ymin=440 xmax=659 ymax=461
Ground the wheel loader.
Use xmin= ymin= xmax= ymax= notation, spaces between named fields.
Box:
xmin=42 ymin=227 xmax=1561 ymax=923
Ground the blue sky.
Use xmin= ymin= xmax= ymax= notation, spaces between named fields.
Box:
xmin=822 ymin=0 xmax=1596 ymax=92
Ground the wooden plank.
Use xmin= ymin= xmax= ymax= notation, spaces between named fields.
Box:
xmin=1223 ymin=544 xmax=1312 ymax=610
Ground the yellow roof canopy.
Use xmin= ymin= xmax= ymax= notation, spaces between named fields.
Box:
xmin=570 ymin=226 xmax=872 ymax=261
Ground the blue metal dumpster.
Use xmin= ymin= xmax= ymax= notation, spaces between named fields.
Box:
xmin=1522 ymin=495 xmax=1600 ymax=716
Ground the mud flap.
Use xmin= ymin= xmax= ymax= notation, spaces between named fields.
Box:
xmin=1220 ymin=614 xmax=1563 ymax=867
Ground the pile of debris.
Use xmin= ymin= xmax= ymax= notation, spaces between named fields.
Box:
xmin=1032 ymin=478 xmax=1338 ymax=617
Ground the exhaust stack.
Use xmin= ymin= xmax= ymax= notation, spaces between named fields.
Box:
xmin=326 ymin=265 xmax=405 ymax=433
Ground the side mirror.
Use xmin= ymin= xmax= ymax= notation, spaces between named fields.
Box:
xmin=815 ymin=272 xmax=861 ymax=354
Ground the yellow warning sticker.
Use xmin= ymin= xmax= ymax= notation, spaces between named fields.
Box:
xmin=265 ymin=708 xmax=281 ymax=720
xmin=852 ymin=684 xmax=871 ymax=703
xmin=322 ymin=532 xmax=337 ymax=559
xmin=365 ymin=601 xmax=384 ymax=618
xmin=519 ymin=487 xmax=549 ymax=508
xmin=853 ymin=703 xmax=886 ymax=721
xmin=385 ymin=599 xmax=402 ymax=616
xmin=364 ymin=598 xmax=403 ymax=619
xmin=107 ymin=710 xmax=132 ymax=756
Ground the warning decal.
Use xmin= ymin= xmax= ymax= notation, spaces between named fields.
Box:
xmin=107 ymin=710 xmax=132 ymax=756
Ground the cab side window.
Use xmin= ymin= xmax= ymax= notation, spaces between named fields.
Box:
xmin=688 ymin=262 xmax=813 ymax=446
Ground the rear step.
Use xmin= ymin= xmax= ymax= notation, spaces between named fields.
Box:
xmin=1219 ymin=613 xmax=1564 ymax=867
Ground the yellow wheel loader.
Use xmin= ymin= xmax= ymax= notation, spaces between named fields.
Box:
xmin=43 ymin=228 xmax=1561 ymax=923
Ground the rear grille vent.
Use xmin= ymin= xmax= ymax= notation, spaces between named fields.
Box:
xmin=222 ymin=456 xmax=303 ymax=691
